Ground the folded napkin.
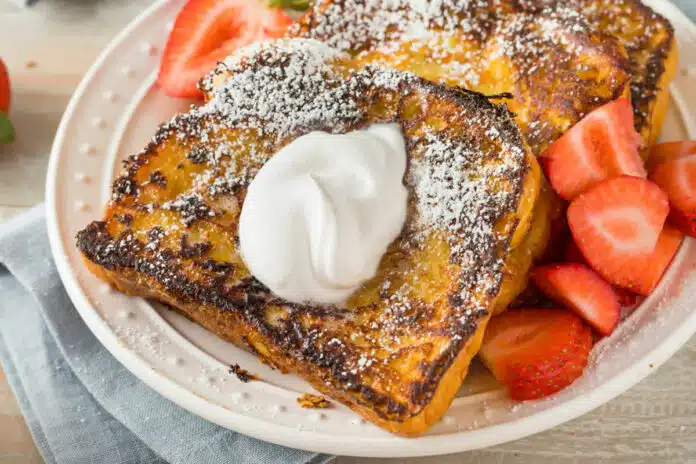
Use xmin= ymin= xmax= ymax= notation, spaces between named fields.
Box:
xmin=0 ymin=206 xmax=332 ymax=464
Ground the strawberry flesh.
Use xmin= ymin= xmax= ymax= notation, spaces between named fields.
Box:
xmin=637 ymin=224 xmax=684 ymax=295
xmin=540 ymin=99 xmax=645 ymax=201
xmin=480 ymin=308 xmax=593 ymax=401
xmin=568 ymin=176 xmax=672 ymax=295
xmin=649 ymin=143 xmax=696 ymax=237
xmin=531 ymin=263 xmax=620 ymax=336
xmin=158 ymin=0 xmax=292 ymax=98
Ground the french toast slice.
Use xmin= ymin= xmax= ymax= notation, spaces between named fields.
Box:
xmin=290 ymin=0 xmax=676 ymax=152
xmin=288 ymin=0 xmax=634 ymax=156
xmin=77 ymin=39 xmax=539 ymax=436
xmin=511 ymin=0 xmax=678 ymax=150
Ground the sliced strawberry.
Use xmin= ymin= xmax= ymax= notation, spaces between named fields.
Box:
xmin=480 ymin=308 xmax=593 ymax=401
xmin=531 ymin=264 xmax=620 ymax=336
xmin=563 ymin=241 xmax=642 ymax=308
xmin=540 ymin=99 xmax=645 ymax=201
xmin=568 ymin=176 xmax=671 ymax=295
xmin=648 ymin=141 xmax=696 ymax=170
xmin=0 ymin=58 xmax=10 ymax=114
xmin=649 ymin=144 xmax=696 ymax=237
xmin=158 ymin=0 xmax=293 ymax=98
xmin=636 ymin=224 xmax=684 ymax=294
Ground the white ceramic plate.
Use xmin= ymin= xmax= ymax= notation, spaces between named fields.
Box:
xmin=46 ymin=0 xmax=696 ymax=457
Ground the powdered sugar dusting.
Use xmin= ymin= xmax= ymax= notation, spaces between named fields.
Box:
xmin=289 ymin=0 xmax=493 ymax=51
xmin=409 ymin=125 xmax=524 ymax=304
xmin=200 ymin=40 xmax=365 ymax=141
xmin=291 ymin=1 xmax=633 ymax=155
xmin=113 ymin=38 xmax=528 ymax=317
xmin=291 ymin=0 xmax=592 ymax=67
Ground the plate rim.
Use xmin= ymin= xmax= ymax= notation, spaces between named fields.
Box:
xmin=45 ymin=0 xmax=696 ymax=457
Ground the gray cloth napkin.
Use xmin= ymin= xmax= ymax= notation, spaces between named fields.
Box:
xmin=675 ymin=0 xmax=696 ymax=20
xmin=0 ymin=205 xmax=332 ymax=464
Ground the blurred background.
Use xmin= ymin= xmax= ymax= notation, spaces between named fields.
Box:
xmin=0 ymin=0 xmax=151 ymax=223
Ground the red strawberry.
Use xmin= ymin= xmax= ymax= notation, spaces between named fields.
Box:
xmin=0 ymin=59 xmax=13 ymax=144
xmin=568 ymin=176 xmax=671 ymax=295
xmin=158 ymin=0 xmax=293 ymax=98
xmin=0 ymin=58 xmax=10 ymax=114
xmin=636 ymin=224 xmax=684 ymax=294
xmin=649 ymin=142 xmax=696 ymax=237
xmin=564 ymin=241 xmax=642 ymax=308
xmin=648 ymin=140 xmax=696 ymax=170
xmin=531 ymin=264 xmax=620 ymax=336
xmin=540 ymin=99 xmax=645 ymax=201
xmin=480 ymin=308 xmax=593 ymax=401
xmin=615 ymin=287 xmax=640 ymax=308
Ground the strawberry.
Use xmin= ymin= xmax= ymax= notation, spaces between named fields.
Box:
xmin=540 ymin=99 xmax=645 ymax=201
xmin=531 ymin=264 xmax=620 ymax=336
xmin=0 ymin=58 xmax=9 ymax=114
xmin=649 ymin=142 xmax=696 ymax=237
xmin=480 ymin=308 xmax=593 ymax=401
xmin=563 ymin=240 xmax=642 ymax=308
xmin=0 ymin=59 xmax=13 ymax=145
xmin=568 ymin=176 xmax=672 ymax=295
xmin=636 ymin=224 xmax=684 ymax=295
xmin=648 ymin=140 xmax=696 ymax=171
xmin=158 ymin=0 xmax=293 ymax=98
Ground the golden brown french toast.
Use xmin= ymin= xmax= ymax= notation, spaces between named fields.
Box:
xmin=289 ymin=0 xmax=634 ymax=156
xmin=511 ymin=0 xmax=677 ymax=149
xmin=77 ymin=39 xmax=539 ymax=435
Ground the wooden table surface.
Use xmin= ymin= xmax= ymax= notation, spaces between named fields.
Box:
xmin=1 ymin=1 xmax=696 ymax=462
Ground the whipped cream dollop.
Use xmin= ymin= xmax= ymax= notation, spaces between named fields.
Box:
xmin=238 ymin=124 xmax=408 ymax=305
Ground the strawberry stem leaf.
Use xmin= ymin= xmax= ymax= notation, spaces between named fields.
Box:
xmin=267 ymin=0 xmax=310 ymax=11
xmin=0 ymin=112 xmax=14 ymax=144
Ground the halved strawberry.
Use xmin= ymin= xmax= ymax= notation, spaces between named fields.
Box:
xmin=480 ymin=308 xmax=593 ymax=401
xmin=158 ymin=0 xmax=293 ymax=98
xmin=531 ymin=264 xmax=620 ymax=336
xmin=563 ymin=240 xmax=642 ymax=308
xmin=637 ymin=224 xmax=684 ymax=294
xmin=568 ymin=176 xmax=671 ymax=295
xmin=649 ymin=142 xmax=696 ymax=237
xmin=0 ymin=58 xmax=10 ymax=114
xmin=648 ymin=140 xmax=696 ymax=170
xmin=540 ymin=99 xmax=645 ymax=201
